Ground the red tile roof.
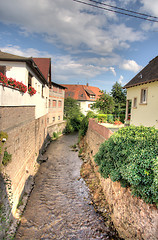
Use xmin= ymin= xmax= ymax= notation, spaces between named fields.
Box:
xmin=61 ymin=84 xmax=101 ymax=101
xmin=33 ymin=58 xmax=51 ymax=81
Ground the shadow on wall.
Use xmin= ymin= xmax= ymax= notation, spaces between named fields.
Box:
xmin=0 ymin=173 xmax=14 ymax=239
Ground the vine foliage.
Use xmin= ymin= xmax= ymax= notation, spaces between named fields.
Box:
xmin=94 ymin=125 xmax=158 ymax=207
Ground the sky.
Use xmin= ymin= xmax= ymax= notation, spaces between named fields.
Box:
xmin=0 ymin=0 xmax=158 ymax=92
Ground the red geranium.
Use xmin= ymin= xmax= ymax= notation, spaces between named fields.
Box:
xmin=0 ymin=73 xmax=27 ymax=93
xmin=28 ymin=86 xmax=36 ymax=96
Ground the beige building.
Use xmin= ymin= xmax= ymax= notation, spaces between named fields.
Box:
xmin=124 ymin=56 xmax=158 ymax=128
xmin=48 ymin=82 xmax=65 ymax=126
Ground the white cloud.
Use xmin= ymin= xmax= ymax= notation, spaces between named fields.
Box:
xmin=0 ymin=45 xmax=113 ymax=83
xmin=140 ymin=0 xmax=158 ymax=17
xmin=118 ymin=75 xmax=124 ymax=84
xmin=0 ymin=0 xmax=145 ymax=56
xmin=120 ymin=59 xmax=142 ymax=73
xmin=0 ymin=45 xmax=49 ymax=58
xmin=109 ymin=67 xmax=116 ymax=76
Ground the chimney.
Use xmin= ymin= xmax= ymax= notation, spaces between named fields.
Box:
xmin=86 ymin=83 xmax=89 ymax=87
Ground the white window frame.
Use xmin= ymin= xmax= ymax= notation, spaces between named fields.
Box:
xmin=133 ymin=97 xmax=137 ymax=108
xmin=140 ymin=88 xmax=147 ymax=104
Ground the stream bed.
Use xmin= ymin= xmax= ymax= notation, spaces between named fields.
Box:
xmin=15 ymin=133 xmax=120 ymax=240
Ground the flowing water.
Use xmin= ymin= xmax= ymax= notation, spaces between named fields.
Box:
xmin=15 ymin=133 xmax=116 ymax=240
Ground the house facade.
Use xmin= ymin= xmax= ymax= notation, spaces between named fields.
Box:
xmin=48 ymin=82 xmax=65 ymax=125
xmin=124 ymin=56 xmax=158 ymax=128
xmin=62 ymin=84 xmax=101 ymax=115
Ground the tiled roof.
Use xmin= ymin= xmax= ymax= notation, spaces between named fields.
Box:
xmin=0 ymin=51 xmax=49 ymax=85
xmin=124 ymin=56 xmax=158 ymax=88
xmin=33 ymin=58 xmax=51 ymax=81
xmin=61 ymin=84 xmax=101 ymax=101
xmin=0 ymin=51 xmax=28 ymax=60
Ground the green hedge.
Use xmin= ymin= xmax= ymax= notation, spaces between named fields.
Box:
xmin=97 ymin=114 xmax=107 ymax=122
xmin=94 ymin=125 xmax=158 ymax=207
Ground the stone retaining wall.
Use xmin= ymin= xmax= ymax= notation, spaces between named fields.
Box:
xmin=84 ymin=120 xmax=158 ymax=240
xmin=47 ymin=120 xmax=66 ymax=137
xmin=0 ymin=106 xmax=43 ymax=216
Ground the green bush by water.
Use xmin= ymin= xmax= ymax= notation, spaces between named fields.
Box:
xmin=94 ymin=125 xmax=158 ymax=207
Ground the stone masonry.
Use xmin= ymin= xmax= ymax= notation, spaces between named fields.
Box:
xmin=83 ymin=119 xmax=158 ymax=240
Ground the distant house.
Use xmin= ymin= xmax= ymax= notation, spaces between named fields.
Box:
xmin=124 ymin=56 xmax=158 ymax=128
xmin=62 ymin=84 xmax=101 ymax=115
xmin=48 ymin=82 xmax=66 ymax=126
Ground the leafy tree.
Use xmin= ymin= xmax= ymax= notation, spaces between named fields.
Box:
xmin=111 ymin=82 xmax=126 ymax=118
xmin=64 ymin=97 xmax=83 ymax=133
xmin=91 ymin=90 xmax=115 ymax=114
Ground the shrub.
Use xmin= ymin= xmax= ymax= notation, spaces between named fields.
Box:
xmin=79 ymin=116 xmax=89 ymax=138
xmin=94 ymin=125 xmax=158 ymax=206
xmin=107 ymin=114 xmax=114 ymax=124
xmin=79 ymin=111 xmax=97 ymax=139
xmin=64 ymin=119 xmax=74 ymax=133
xmin=53 ymin=132 xmax=58 ymax=139
xmin=2 ymin=150 xmax=12 ymax=166
xmin=97 ymin=114 xmax=107 ymax=123
xmin=64 ymin=98 xmax=83 ymax=133
xmin=86 ymin=111 xmax=97 ymax=119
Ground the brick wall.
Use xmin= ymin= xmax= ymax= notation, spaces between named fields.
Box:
xmin=84 ymin=120 xmax=158 ymax=240
xmin=88 ymin=118 xmax=113 ymax=140
xmin=0 ymin=106 xmax=35 ymax=131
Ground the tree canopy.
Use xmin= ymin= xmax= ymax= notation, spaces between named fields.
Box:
xmin=64 ymin=97 xmax=83 ymax=133
xmin=91 ymin=90 xmax=115 ymax=114
xmin=111 ymin=82 xmax=127 ymax=116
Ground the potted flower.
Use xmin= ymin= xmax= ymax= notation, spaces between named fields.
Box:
xmin=28 ymin=86 xmax=36 ymax=96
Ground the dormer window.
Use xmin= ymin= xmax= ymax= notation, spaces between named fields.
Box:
xmin=90 ymin=95 xmax=95 ymax=99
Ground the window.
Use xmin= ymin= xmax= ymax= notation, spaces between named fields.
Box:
xmin=133 ymin=97 xmax=137 ymax=108
xmin=58 ymin=100 xmax=62 ymax=108
xmin=88 ymin=104 xmax=93 ymax=108
xmin=46 ymin=97 xmax=48 ymax=108
xmin=49 ymin=99 xmax=51 ymax=108
xmin=53 ymin=100 xmax=57 ymax=108
xmin=52 ymin=117 xmax=55 ymax=122
xmin=140 ymin=89 xmax=147 ymax=104
xmin=0 ymin=66 xmax=6 ymax=75
xmin=90 ymin=95 xmax=95 ymax=99
xmin=38 ymin=85 xmax=40 ymax=93
xmin=58 ymin=116 xmax=60 ymax=120
xmin=42 ymin=85 xmax=44 ymax=97
xmin=47 ymin=118 xmax=49 ymax=124
xmin=53 ymin=86 xmax=58 ymax=92
xmin=28 ymin=72 xmax=33 ymax=88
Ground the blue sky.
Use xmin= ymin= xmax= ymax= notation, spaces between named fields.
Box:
xmin=0 ymin=0 xmax=158 ymax=92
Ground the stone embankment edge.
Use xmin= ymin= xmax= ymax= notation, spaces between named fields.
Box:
xmin=5 ymin=136 xmax=53 ymax=240
xmin=79 ymin=118 xmax=158 ymax=240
